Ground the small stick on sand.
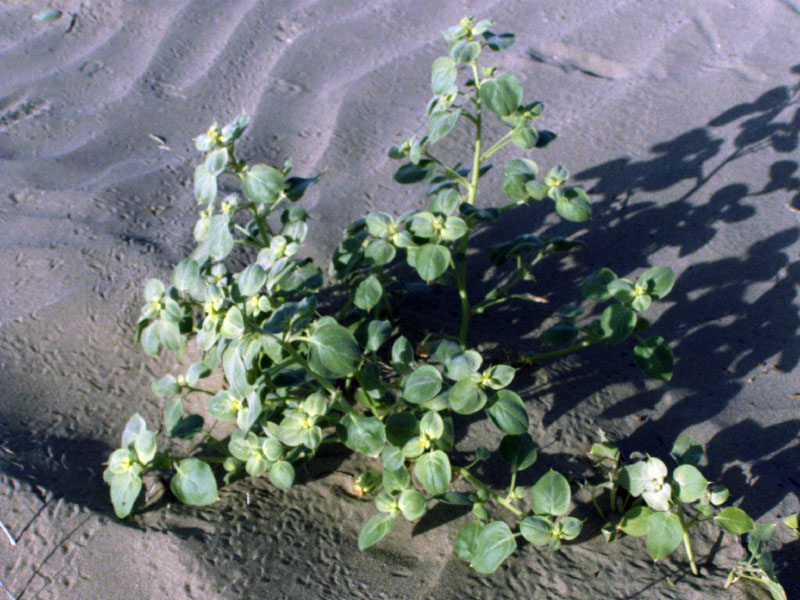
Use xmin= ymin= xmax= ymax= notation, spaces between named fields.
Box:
xmin=0 ymin=520 xmax=16 ymax=546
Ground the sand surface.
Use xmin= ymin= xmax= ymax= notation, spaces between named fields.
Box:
xmin=1 ymin=1 xmax=799 ymax=598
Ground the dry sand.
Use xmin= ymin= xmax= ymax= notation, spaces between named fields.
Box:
xmin=1 ymin=1 xmax=799 ymax=598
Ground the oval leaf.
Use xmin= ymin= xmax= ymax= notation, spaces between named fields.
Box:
xmin=472 ymin=521 xmax=516 ymax=574
xmin=530 ymin=470 xmax=571 ymax=516
xmin=358 ymin=513 xmax=395 ymax=550
xmin=414 ymin=450 xmax=451 ymax=495
xmin=486 ymin=390 xmax=528 ymax=435
xmin=309 ymin=322 xmax=360 ymax=379
xmin=170 ymin=458 xmax=218 ymax=506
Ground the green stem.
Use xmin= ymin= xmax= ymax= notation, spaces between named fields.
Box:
xmin=676 ymin=504 xmax=699 ymax=576
xmin=248 ymin=201 xmax=272 ymax=247
xmin=481 ymin=131 xmax=513 ymax=162
xmin=518 ymin=338 xmax=598 ymax=363
xmin=455 ymin=466 xmax=523 ymax=518
xmin=424 ymin=152 xmax=472 ymax=189
xmin=467 ymin=63 xmax=482 ymax=207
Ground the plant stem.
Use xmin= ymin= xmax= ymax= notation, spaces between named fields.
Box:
xmin=481 ymin=131 xmax=513 ymax=161
xmin=455 ymin=466 xmax=523 ymax=518
xmin=249 ymin=201 xmax=272 ymax=247
xmin=518 ymin=338 xmax=598 ymax=363
xmin=676 ymin=504 xmax=699 ymax=576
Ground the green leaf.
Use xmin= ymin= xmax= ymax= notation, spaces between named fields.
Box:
xmin=483 ymin=31 xmax=516 ymax=51
xmin=383 ymin=466 xmax=411 ymax=493
xmin=608 ymin=279 xmax=636 ymax=303
xmin=171 ymin=415 xmax=204 ymax=439
xmin=209 ymin=390 xmax=239 ymax=421
xmin=385 ymin=412 xmax=418 ymax=447
xmin=670 ymin=435 xmax=704 ymax=466
xmin=448 ymin=379 xmax=487 ymax=414
xmin=581 ymin=268 xmax=616 ymax=301
xmin=109 ymin=472 xmax=143 ymax=518
xmin=238 ymin=264 xmax=267 ymax=298
xmin=391 ymin=336 xmax=415 ymax=376
xmin=484 ymin=365 xmax=515 ymax=389
xmin=394 ymin=160 xmax=435 ymax=184
xmin=205 ymin=148 xmax=228 ymax=175
xmin=364 ymin=239 xmax=396 ymax=266
xmin=344 ymin=415 xmax=386 ymax=457
xmin=207 ymin=215 xmax=233 ymax=260
xmin=420 ymin=410 xmax=445 ymax=439
xmin=499 ymin=434 xmax=538 ymax=471
xmin=194 ymin=164 xmax=217 ymax=204
xmin=414 ymin=450 xmax=451 ymax=495
xmin=748 ymin=523 xmax=775 ymax=556
xmin=429 ymin=187 xmax=461 ymax=215
xmin=163 ymin=398 xmax=183 ymax=432
xmin=444 ymin=350 xmax=482 ymax=381
xmin=122 ymin=413 xmax=147 ymax=447
xmin=413 ymin=244 xmax=451 ymax=282
xmin=471 ymin=521 xmax=516 ymax=574
xmin=152 ymin=374 xmax=180 ymax=397
xmin=172 ymin=259 xmax=200 ymax=292
xmin=480 ymin=73 xmax=523 ymax=117
xmin=403 ymin=365 xmax=442 ymax=404
xmin=365 ymin=320 xmax=391 ymax=353
xmin=540 ymin=321 xmax=579 ymax=347
xmin=555 ymin=187 xmax=592 ymax=222
xmin=715 ymin=507 xmax=754 ymax=535
xmin=620 ymin=506 xmax=654 ymax=537
xmin=486 ymin=390 xmax=528 ymax=435
xmin=645 ymin=512 xmax=683 ymax=560
xmin=511 ymin=126 xmax=539 ymax=149
xmin=242 ymin=164 xmax=284 ymax=204
xmin=519 ymin=516 xmax=553 ymax=546
xmin=633 ymin=336 xmax=674 ymax=381
xmin=600 ymin=304 xmax=636 ymax=344
xmin=358 ymin=513 xmax=395 ymax=550
xmin=223 ymin=348 xmax=249 ymax=398
xmin=380 ymin=445 xmax=405 ymax=472
xmin=450 ymin=40 xmax=481 ymax=63
xmin=308 ymin=322 xmax=360 ymax=379
xmin=365 ymin=212 xmax=394 ymax=237
xmin=354 ymin=275 xmax=383 ymax=311
xmin=530 ymin=470 xmax=571 ymax=516
xmin=503 ymin=158 xmax=539 ymax=201
xmin=428 ymin=110 xmax=461 ymax=144
xmin=440 ymin=216 xmax=468 ymax=241
xmin=134 ymin=430 xmax=157 ymax=464
xmin=398 ymin=489 xmax=427 ymax=521
xmin=220 ymin=305 xmax=244 ymax=339
xmin=673 ymin=464 xmax=708 ymax=503
xmin=620 ymin=459 xmax=656 ymax=497
xmin=269 ymin=461 xmax=295 ymax=489
xmin=455 ymin=522 xmax=484 ymax=561
xmin=631 ymin=294 xmax=652 ymax=313
xmin=285 ymin=175 xmax=319 ymax=202
xmin=637 ymin=266 xmax=675 ymax=299
xmin=170 ymin=458 xmax=218 ymax=506
xmin=431 ymin=56 xmax=457 ymax=95
xmin=559 ymin=516 xmax=583 ymax=540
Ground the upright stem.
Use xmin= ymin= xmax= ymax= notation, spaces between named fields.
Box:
xmin=676 ymin=504 xmax=699 ymax=576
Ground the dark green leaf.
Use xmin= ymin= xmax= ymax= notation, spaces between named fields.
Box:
xmin=385 ymin=412 xmax=418 ymax=446
xmin=415 ymin=450 xmax=451 ymax=495
xmin=483 ymin=31 xmax=516 ymax=51
xmin=555 ymin=187 xmax=592 ymax=222
xmin=499 ymin=434 xmax=538 ymax=471
xmin=309 ymin=322 xmax=360 ymax=379
xmin=480 ymin=73 xmax=523 ymax=117
xmin=448 ymin=379 xmax=488 ymax=414
xmin=620 ymin=506 xmax=654 ymax=537
xmin=581 ymin=268 xmax=616 ymax=301
xmin=413 ymin=243 xmax=450 ymax=282
xmin=535 ymin=130 xmax=558 ymax=148
xmin=748 ymin=523 xmax=776 ymax=556
xmin=444 ymin=350 xmax=482 ymax=380
xmin=670 ymin=435 xmax=704 ymax=466
xmin=472 ymin=521 xmax=516 ymax=574
xmin=455 ymin=522 xmax=484 ymax=561
xmin=519 ymin=516 xmax=554 ymax=545
xmin=269 ymin=461 xmax=295 ymax=489
xmin=645 ymin=512 xmax=683 ymax=560
xmin=365 ymin=319 xmax=391 ymax=352
xmin=503 ymin=158 xmax=539 ymax=200
xmin=344 ymin=415 xmax=386 ymax=457
xmin=358 ymin=513 xmax=395 ymax=550
xmin=530 ymin=470 xmax=571 ymax=516
xmin=242 ymin=164 xmax=284 ymax=204
xmin=285 ymin=175 xmax=320 ymax=202
xmin=354 ymin=275 xmax=383 ymax=311
xmin=431 ymin=56 xmax=457 ymax=95
xmin=428 ymin=110 xmax=461 ymax=144
xmin=633 ymin=335 xmax=674 ymax=381
xmin=637 ymin=266 xmax=675 ymax=299
xmin=600 ymin=304 xmax=636 ymax=344
xmin=486 ymin=390 xmax=528 ymax=435
xmin=403 ymin=365 xmax=442 ymax=404
xmin=170 ymin=415 xmax=204 ymax=439
xmin=715 ymin=507 xmax=754 ymax=535
xmin=391 ymin=336 xmax=414 ymax=376
xmin=170 ymin=458 xmax=218 ymax=506
xmin=394 ymin=160 xmax=435 ymax=184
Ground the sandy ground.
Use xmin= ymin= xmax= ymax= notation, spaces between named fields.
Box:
xmin=0 ymin=0 xmax=799 ymax=598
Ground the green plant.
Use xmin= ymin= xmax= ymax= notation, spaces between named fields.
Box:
xmin=104 ymin=16 xmax=679 ymax=575
xmin=588 ymin=435 xmax=789 ymax=598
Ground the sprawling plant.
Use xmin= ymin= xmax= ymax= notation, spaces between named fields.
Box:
xmin=105 ymin=16 xmax=697 ymax=577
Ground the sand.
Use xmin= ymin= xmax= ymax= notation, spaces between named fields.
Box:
xmin=0 ymin=0 xmax=798 ymax=598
